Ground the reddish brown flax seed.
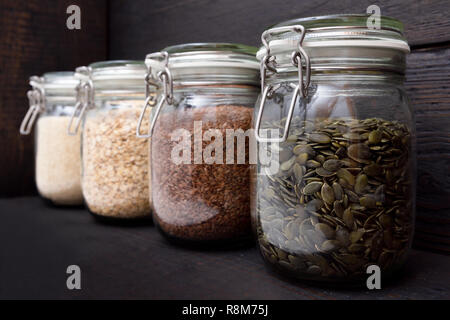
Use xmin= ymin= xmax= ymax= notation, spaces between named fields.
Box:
xmin=152 ymin=105 xmax=253 ymax=241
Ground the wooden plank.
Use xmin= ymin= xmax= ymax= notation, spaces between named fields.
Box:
xmin=0 ymin=0 xmax=108 ymax=196
xmin=1 ymin=197 xmax=449 ymax=299
xmin=109 ymin=0 xmax=450 ymax=59
xmin=405 ymin=45 xmax=450 ymax=254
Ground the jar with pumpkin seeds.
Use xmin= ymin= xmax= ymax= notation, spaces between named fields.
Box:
xmin=252 ymin=14 xmax=416 ymax=284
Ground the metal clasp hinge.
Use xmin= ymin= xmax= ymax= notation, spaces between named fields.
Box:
xmin=136 ymin=51 xmax=173 ymax=139
xmin=67 ymin=67 xmax=93 ymax=136
xmin=255 ymin=25 xmax=311 ymax=143
xmin=20 ymin=76 xmax=45 ymax=135
xmin=20 ymin=88 xmax=44 ymax=135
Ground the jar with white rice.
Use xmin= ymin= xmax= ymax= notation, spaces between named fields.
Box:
xmin=20 ymin=72 xmax=83 ymax=205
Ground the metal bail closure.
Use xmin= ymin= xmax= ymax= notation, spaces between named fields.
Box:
xmin=137 ymin=51 xmax=173 ymax=139
xmin=20 ymin=76 xmax=44 ymax=135
xmin=67 ymin=67 xmax=93 ymax=136
xmin=255 ymin=25 xmax=311 ymax=143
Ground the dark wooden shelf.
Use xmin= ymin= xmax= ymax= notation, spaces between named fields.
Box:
xmin=0 ymin=197 xmax=449 ymax=300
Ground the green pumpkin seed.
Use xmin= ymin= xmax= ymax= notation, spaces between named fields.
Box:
xmin=321 ymin=240 xmax=340 ymax=252
xmin=355 ymin=174 xmax=368 ymax=194
xmin=368 ymin=130 xmax=382 ymax=145
xmin=281 ymin=156 xmax=296 ymax=171
xmin=321 ymin=183 xmax=335 ymax=204
xmin=305 ymin=199 xmax=324 ymax=212
xmin=316 ymin=167 xmax=335 ymax=177
xmin=304 ymin=181 xmax=323 ymax=195
xmin=337 ymin=168 xmax=355 ymax=186
xmin=343 ymin=208 xmax=354 ymax=229
xmin=256 ymin=117 xmax=413 ymax=280
xmin=293 ymin=163 xmax=304 ymax=181
xmin=350 ymin=229 xmax=365 ymax=243
xmin=333 ymin=200 xmax=344 ymax=218
xmin=347 ymin=143 xmax=372 ymax=162
xmin=307 ymin=265 xmax=322 ymax=275
xmin=360 ymin=196 xmax=376 ymax=208
xmin=364 ymin=163 xmax=382 ymax=176
xmin=309 ymin=133 xmax=331 ymax=144
xmin=332 ymin=182 xmax=343 ymax=200
xmin=323 ymin=159 xmax=342 ymax=172
xmin=296 ymin=153 xmax=309 ymax=165
xmin=293 ymin=144 xmax=315 ymax=156
xmin=336 ymin=227 xmax=351 ymax=246
xmin=315 ymin=223 xmax=336 ymax=239
xmin=306 ymin=159 xmax=321 ymax=168
xmin=343 ymin=133 xmax=364 ymax=142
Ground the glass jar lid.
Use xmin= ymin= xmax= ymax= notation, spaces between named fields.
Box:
xmin=20 ymin=72 xmax=78 ymax=135
xmin=67 ymin=61 xmax=147 ymax=135
xmin=31 ymin=72 xmax=79 ymax=98
xmin=146 ymin=43 xmax=260 ymax=86
xmin=76 ymin=60 xmax=147 ymax=93
xmin=257 ymin=14 xmax=410 ymax=74
xmin=89 ymin=60 xmax=146 ymax=81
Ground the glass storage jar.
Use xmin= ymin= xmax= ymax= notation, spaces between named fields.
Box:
xmin=140 ymin=43 xmax=260 ymax=244
xmin=252 ymin=15 xmax=415 ymax=284
xmin=20 ymin=72 xmax=83 ymax=206
xmin=69 ymin=61 xmax=151 ymax=220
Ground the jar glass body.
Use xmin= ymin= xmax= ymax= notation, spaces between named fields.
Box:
xmin=251 ymin=73 xmax=416 ymax=283
xmin=81 ymin=91 xmax=151 ymax=219
xmin=151 ymin=85 xmax=258 ymax=243
xmin=35 ymin=98 xmax=83 ymax=205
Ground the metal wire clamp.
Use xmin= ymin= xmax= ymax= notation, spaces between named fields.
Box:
xmin=254 ymin=25 xmax=311 ymax=143
xmin=67 ymin=66 xmax=93 ymax=136
xmin=136 ymin=51 xmax=173 ymax=138
xmin=20 ymin=76 xmax=44 ymax=135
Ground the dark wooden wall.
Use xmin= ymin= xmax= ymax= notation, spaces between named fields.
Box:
xmin=0 ymin=0 xmax=108 ymax=196
xmin=108 ymin=0 xmax=450 ymax=57
xmin=108 ymin=0 xmax=450 ymax=254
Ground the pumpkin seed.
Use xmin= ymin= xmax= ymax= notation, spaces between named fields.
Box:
xmin=368 ymin=130 xmax=382 ymax=145
xmin=281 ymin=157 xmax=296 ymax=171
xmin=343 ymin=208 xmax=354 ymax=229
xmin=315 ymin=223 xmax=336 ymax=239
xmin=304 ymin=181 xmax=323 ymax=195
xmin=321 ymin=183 xmax=335 ymax=204
xmin=306 ymin=159 xmax=321 ymax=168
xmin=256 ymin=117 xmax=413 ymax=280
xmin=293 ymin=163 xmax=304 ymax=182
xmin=337 ymin=168 xmax=355 ymax=186
xmin=321 ymin=240 xmax=340 ymax=252
xmin=360 ymin=196 xmax=376 ymax=208
xmin=296 ymin=153 xmax=309 ymax=165
xmin=348 ymin=143 xmax=371 ymax=162
xmin=323 ymin=159 xmax=342 ymax=172
xmin=309 ymin=133 xmax=331 ymax=144
xmin=355 ymin=174 xmax=368 ymax=194
xmin=350 ymin=229 xmax=365 ymax=243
